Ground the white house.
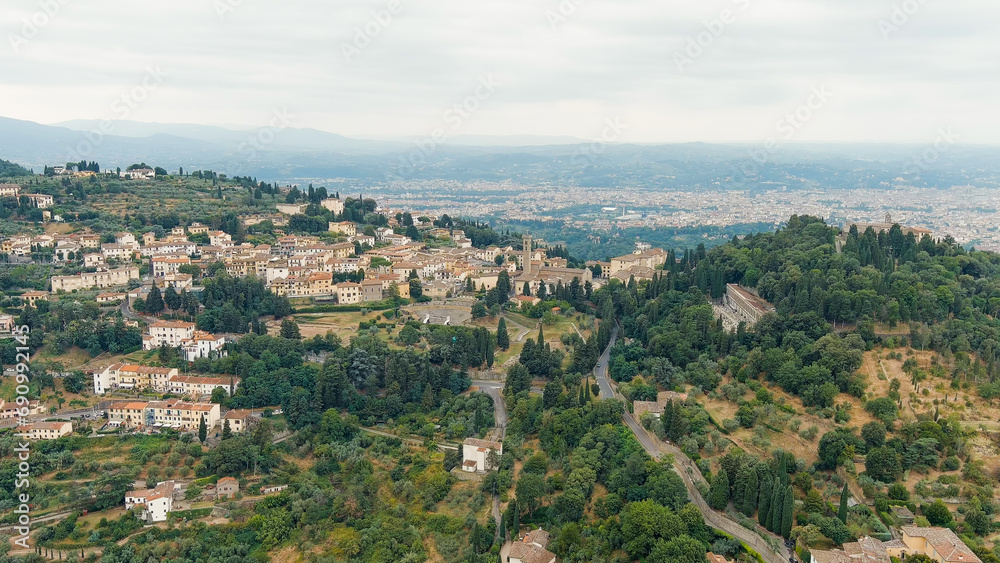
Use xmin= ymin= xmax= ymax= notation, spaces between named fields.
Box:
xmin=144 ymin=321 xmax=196 ymax=349
xmin=461 ymin=437 xmax=502 ymax=473
xmin=125 ymin=480 xmax=178 ymax=523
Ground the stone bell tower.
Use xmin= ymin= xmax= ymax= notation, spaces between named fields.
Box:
xmin=522 ymin=234 xmax=533 ymax=273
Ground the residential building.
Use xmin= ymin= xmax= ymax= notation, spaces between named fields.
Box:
xmin=361 ymin=279 xmax=384 ymax=302
xmin=0 ymin=183 xmax=21 ymax=197
xmin=96 ymin=364 xmax=175 ymax=393
xmin=217 ymin=476 xmax=240 ymax=499
xmin=121 ymin=168 xmax=156 ymax=180
xmin=107 ymin=400 xmax=220 ymax=430
xmin=168 ymin=375 xmax=238 ymax=397
xmin=335 ymin=282 xmax=362 ymax=304
xmin=15 ymin=421 xmax=73 ymax=440
xmin=0 ymin=400 xmax=44 ymax=419
xmin=896 ymin=526 xmax=982 ymax=563
xmin=810 ymin=528 xmax=982 ymax=563
xmin=21 ymin=291 xmax=48 ymax=307
xmin=320 ymin=197 xmax=345 ymax=214
xmin=152 ymin=255 xmax=192 ymax=277
xmin=222 ymin=409 xmax=253 ymax=433
xmin=328 ymin=221 xmax=357 ymax=236
xmin=179 ymin=331 xmax=228 ymax=361
xmin=461 ymin=438 xmax=502 ymax=473
xmin=508 ymin=528 xmax=556 ymax=563
xmin=22 ymin=193 xmax=54 ymax=208
xmin=125 ymin=480 xmax=178 ymax=523
xmin=144 ymin=321 xmax=196 ymax=349
xmin=0 ymin=314 xmax=14 ymax=333
xmin=50 ymin=266 xmax=140 ymax=292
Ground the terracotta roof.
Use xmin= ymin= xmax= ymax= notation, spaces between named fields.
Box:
xmin=463 ymin=437 xmax=502 ymax=450
xmin=901 ymin=527 xmax=981 ymax=562
xmin=508 ymin=542 xmax=555 ymax=563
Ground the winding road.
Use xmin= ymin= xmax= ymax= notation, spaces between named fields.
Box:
xmin=594 ymin=325 xmax=792 ymax=563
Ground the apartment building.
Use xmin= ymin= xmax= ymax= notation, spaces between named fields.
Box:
xmin=50 ymin=266 xmax=140 ymax=292
xmin=144 ymin=321 xmax=196 ymax=348
xmin=152 ymin=255 xmax=192 ymax=277
xmin=108 ymin=400 xmax=220 ymax=430
xmin=15 ymin=421 xmax=73 ymax=440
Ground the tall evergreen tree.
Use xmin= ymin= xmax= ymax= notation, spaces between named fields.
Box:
xmin=780 ymin=485 xmax=794 ymax=538
xmin=496 ymin=318 xmax=510 ymax=350
xmin=758 ymin=476 xmax=773 ymax=527
xmin=709 ymin=469 xmax=729 ymax=510
xmin=146 ymin=284 xmax=164 ymax=315
xmin=198 ymin=415 xmax=207 ymax=443
xmin=767 ymin=483 xmax=783 ymax=532
xmin=838 ymin=483 xmax=849 ymax=524
xmin=739 ymin=465 xmax=759 ymax=517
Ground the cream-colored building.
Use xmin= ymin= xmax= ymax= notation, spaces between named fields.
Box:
xmin=16 ymin=421 xmax=73 ymax=440
xmin=811 ymin=528 xmax=981 ymax=563
xmin=335 ymin=282 xmax=362 ymax=304
xmin=222 ymin=409 xmax=253 ymax=434
xmin=108 ymin=400 xmax=220 ymax=431
xmin=320 ymin=198 xmax=345 ymax=214
xmin=167 ymin=375 xmax=238 ymax=397
xmin=328 ymin=221 xmax=357 ymax=236
xmin=50 ymin=266 xmax=140 ymax=292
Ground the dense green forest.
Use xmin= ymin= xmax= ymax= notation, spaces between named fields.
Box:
xmin=0 ymin=158 xmax=32 ymax=177
xmin=599 ymin=215 xmax=1000 ymax=561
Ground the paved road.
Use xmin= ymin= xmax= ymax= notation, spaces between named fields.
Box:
xmin=471 ymin=380 xmax=508 ymax=440
xmin=593 ymin=324 xmax=791 ymax=563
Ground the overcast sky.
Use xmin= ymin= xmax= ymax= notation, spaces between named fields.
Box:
xmin=3 ymin=0 xmax=999 ymax=144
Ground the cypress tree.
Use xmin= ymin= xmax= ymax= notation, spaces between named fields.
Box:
xmin=758 ymin=476 xmax=773 ymax=527
xmin=780 ymin=485 xmax=794 ymax=538
xmin=198 ymin=415 xmax=207 ymax=443
xmin=767 ymin=483 xmax=783 ymax=532
xmin=741 ymin=466 xmax=759 ymax=517
xmin=578 ymin=384 xmax=586 ymax=405
xmin=838 ymin=483 xmax=849 ymax=524
xmin=709 ymin=469 xmax=730 ymax=510
xmin=497 ymin=318 xmax=509 ymax=350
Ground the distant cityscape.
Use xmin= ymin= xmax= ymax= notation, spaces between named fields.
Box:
xmin=362 ymin=181 xmax=1000 ymax=251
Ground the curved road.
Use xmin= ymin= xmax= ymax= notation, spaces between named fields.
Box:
xmin=471 ymin=381 xmax=508 ymax=440
xmin=594 ymin=325 xmax=791 ymax=563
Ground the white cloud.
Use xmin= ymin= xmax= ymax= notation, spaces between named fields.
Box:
xmin=1 ymin=0 xmax=998 ymax=143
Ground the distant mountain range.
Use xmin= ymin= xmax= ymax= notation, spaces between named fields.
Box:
xmin=2 ymin=116 xmax=999 ymax=190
